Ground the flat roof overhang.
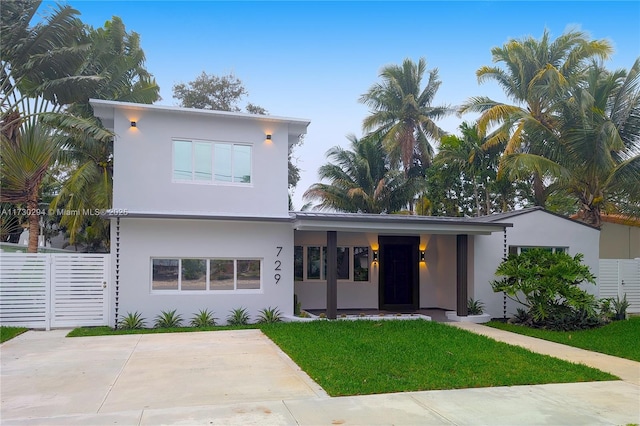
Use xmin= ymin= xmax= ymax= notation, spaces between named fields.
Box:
xmin=102 ymin=210 xmax=292 ymax=224
xmin=292 ymin=212 xmax=512 ymax=235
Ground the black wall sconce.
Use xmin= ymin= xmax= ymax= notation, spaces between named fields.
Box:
xmin=373 ymin=250 xmax=379 ymax=263
xmin=265 ymin=134 xmax=272 ymax=142
xmin=130 ymin=121 xmax=137 ymax=128
xmin=420 ymin=250 xmax=426 ymax=262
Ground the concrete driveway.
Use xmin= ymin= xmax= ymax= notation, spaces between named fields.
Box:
xmin=1 ymin=328 xmax=639 ymax=425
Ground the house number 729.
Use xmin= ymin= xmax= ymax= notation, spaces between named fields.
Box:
xmin=274 ymin=246 xmax=283 ymax=284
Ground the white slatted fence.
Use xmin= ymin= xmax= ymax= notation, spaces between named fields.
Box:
xmin=0 ymin=253 xmax=109 ymax=329
xmin=599 ymin=259 xmax=640 ymax=314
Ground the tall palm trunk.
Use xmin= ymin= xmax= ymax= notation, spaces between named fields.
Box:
xmin=26 ymin=193 xmax=40 ymax=253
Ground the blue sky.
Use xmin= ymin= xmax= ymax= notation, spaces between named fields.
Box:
xmin=60 ymin=1 xmax=640 ymax=208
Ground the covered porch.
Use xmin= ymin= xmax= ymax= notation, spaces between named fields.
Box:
xmin=292 ymin=212 xmax=511 ymax=320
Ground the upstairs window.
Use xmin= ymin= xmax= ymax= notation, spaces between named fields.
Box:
xmin=173 ymin=139 xmax=252 ymax=184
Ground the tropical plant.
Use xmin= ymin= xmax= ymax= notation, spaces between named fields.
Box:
xmin=360 ymin=57 xmax=452 ymax=172
xmin=190 ymin=309 xmax=217 ymax=327
xmin=50 ymin=16 xmax=160 ymax=247
xmin=118 ymin=311 xmax=146 ymax=329
xmin=154 ymin=309 xmax=183 ymax=328
xmin=0 ymin=123 xmax=62 ymax=252
xmin=0 ymin=1 xmax=110 ymax=252
xmin=304 ymin=134 xmax=421 ymax=213
xmin=460 ymin=29 xmax=613 ymax=206
xmin=612 ymin=294 xmax=630 ymax=321
xmin=226 ymin=307 xmax=250 ymax=326
xmin=492 ymin=249 xmax=599 ymax=330
xmin=467 ymin=298 xmax=485 ymax=315
xmin=257 ymin=307 xmax=283 ymax=324
xmin=508 ymin=60 xmax=640 ymax=226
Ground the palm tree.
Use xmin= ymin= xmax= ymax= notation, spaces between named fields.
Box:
xmin=1 ymin=123 xmax=61 ymax=252
xmin=502 ymin=60 xmax=640 ymax=227
xmin=460 ymin=29 xmax=612 ymax=206
xmin=51 ymin=17 xmax=160 ymax=245
xmin=304 ymin=134 xmax=420 ymax=213
xmin=360 ymin=57 xmax=452 ymax=172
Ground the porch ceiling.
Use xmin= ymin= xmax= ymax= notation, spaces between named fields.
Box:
xmin=292 ymin=212 xmax=512 ymax=235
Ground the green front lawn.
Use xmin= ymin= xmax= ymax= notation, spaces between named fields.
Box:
xmin=0 ymin=326 xmax=29 ymax=343
xmin=487 ymin=317 xmax=640 ymax=362
xmin=261 ymin=320 xmax=615 ymax=396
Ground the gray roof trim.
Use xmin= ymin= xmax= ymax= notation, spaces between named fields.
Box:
xmin=475 ymin=206 xmax=599 ymax=230
xmin=102 ymin=210 xmax=513 ymax=234
xmin=291 ymin=211 xmax=512 ymax=235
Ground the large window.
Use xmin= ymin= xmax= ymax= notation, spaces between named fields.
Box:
xmin=294 ymin=246 xmax=369 ymax=282
xmin=173 ymin=140 xmax=252 ymax=184
xmin=152 ymin=258 xmax=261 ymax=291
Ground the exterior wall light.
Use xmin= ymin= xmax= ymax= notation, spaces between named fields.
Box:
xmin=130 ymin=121 xmax=137 ymax=128
xmin=420 ymin=250 xmax=426 ymax=262
xmin=373 ymin=250 xmax=379 ymax=263
xmin=265 ymin=134 xmax=272 ymax=142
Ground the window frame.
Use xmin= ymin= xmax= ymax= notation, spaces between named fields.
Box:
xmin=294 ymin=245 xmax=370 ymax=283
xmin=172 ymin=139 xmax=253 ymax=185
xmin=150 ymin=257 xmax=263 ymax=293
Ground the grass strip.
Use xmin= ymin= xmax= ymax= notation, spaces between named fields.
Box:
xmin=261 ymin=320 xmax=616 ymax=396
xmin=0 ymin=326 xmax=29 ymax=343
xmin=66 ymin=324 xmax=259 ymax=337
xmin=487 ymin=317 xmax=640 ymax=362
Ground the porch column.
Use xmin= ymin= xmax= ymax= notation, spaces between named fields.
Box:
xmin=456 ymin=234 xmax=469 ymax=316
xmin=326 ymin=230 xmax=337 ymax=319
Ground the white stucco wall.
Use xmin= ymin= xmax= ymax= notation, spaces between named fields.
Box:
xmin=420 ymin=234 xmax=457 ymax=310
xmin=473 ymin=210 xmax=601 ymax=318
xmin=111 ymin=218 xmax=293 ymax=325
xmin=108 ymin=106 xmax=294 ymax=217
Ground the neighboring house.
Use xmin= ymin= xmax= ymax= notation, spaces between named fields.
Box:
xmin=599 ymin=214 xmax=640 ymax=259
xmin=92 ymin=100 xmax=601 ymax=324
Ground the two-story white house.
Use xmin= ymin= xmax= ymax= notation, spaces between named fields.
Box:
xmin=92 ymin=100 xmax=600 ymax=326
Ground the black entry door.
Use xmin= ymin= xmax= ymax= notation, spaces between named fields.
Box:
xmin=379 ymin=236 xmax=419 ymax=310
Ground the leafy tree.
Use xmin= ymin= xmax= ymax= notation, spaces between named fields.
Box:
xmin=461 ymin=29 xmax=612 ymax=206
xmin=0 ymin=0 xmax=108 ymax=252
xmin=491 ymin=249 xmax=600 ymax=330
xmin=51 ymin=16 xmax=160 ymax=247
xmin=173 ymin=71 xmax=257 ymax=112
xmin=360 ymin=57 xmax=452 ymax=172
xmin=502 ymin=60 xmax=640 ymax=227
xmin=304 ymin=134 xmax=421 ymax=213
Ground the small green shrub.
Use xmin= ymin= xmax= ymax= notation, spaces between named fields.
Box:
xmin=492 ymin=249 xmax=601 ymax=330
xmin=227 ymin=307 xmax=250 ymax=325
xmin=467 ymin=298 xmax=485 ymax=315
xmin=257 ymin=307 xmax=283 ymax=324
xmin=118 ymin=311 xmax=146 ymax=329
xmin=190 ymin=309 xmax=217 ymax=327
xmin=294 ymin=294 xmax=301 ymax=316
xmin=154 ymin=309 xmax=183 ymax=328
xmin=612 ymin=294 xmax=630 ymax=320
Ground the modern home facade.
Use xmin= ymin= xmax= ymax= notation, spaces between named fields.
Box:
xmin=92 ymin=100 xmax=601 ymax=325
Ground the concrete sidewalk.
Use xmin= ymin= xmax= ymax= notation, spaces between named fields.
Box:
xmin=1 ymin=327 xmax=639 ymax=425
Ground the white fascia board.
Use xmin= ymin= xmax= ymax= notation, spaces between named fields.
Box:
xmin=292 ymin=219 xmax=508 ymax=235
xmin=89 ymin=99 xmax=310 ymax=130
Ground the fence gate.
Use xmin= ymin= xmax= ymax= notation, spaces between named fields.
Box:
xmin=599 ymin=259 xmax=640 ymax=314
xmin=0 ymin=253 xmax=110 ymax=329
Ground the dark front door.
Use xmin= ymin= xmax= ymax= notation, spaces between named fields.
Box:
xmin=379 ymin=236 xmax=419 ymax=311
